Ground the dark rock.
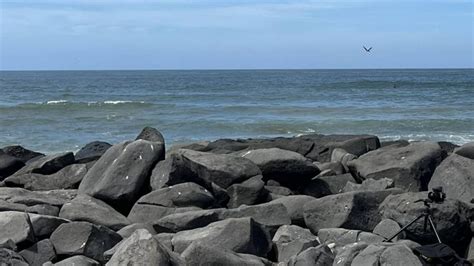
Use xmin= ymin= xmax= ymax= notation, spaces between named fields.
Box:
xmin=0 ymin=211 xmax=34 ymax=247
xmin=79 ymin=140 xmax=164 ymax=212
xmin=75 ymin=141 xmax=112 ymax=163
xmin=181 ymin=242 xmax=271 ymax=266
xmin=172 ymin=217 xmax=272 ymax=256
xmin=219 ymin=201 xmax=291 ymax=228
xmin=343 ymin=177 xmax=394 ymax=193
xmin=240 ymin=148 xmax=319 ymax=186
xmin=137 ymin=182 xmax=215 ymax=209
xmin=155 ymin=209 xmax=220 ymax=233
xmin=270 ymin=195 xmax=316 ymax=226
xmin=19 ymin=239 xmax=56 ymax=266
xmin=380 ymin=192 xmax=470 ymax=246
xmin=0 ymin=248 xmax=28 ymax=266
xmin=28 ymin=214 xmax=69 ymax=239
xmin=127 ymin=204 xmax=200 ymax=224
xmin=0 ymin=200 xmax=59 ymax=216
xmin=0 ymin=151 xmax=25 ymax=180
xmin=210 ymin=182 xmax=230 ymax=207
xmin=117 ymin=223 xmax=156 ymax=238
xmin=380 ymin=140 xmax=410 ymax=148
xmin=4 ymin=163 xmax=89 ymax=190
xmin=303 ymin=173 xmax=356 ymax=198
xmin=227 ymin=175 xmax=266 ymax=208
xmin=59 ymin=194 xmax=130 ymax=230
xmin=15 ymin=152 xmax=75 ymax=175
xmin=136 ymin=126 xmax=165 ymax=144
xmin=438 ymin=141 xmax=460 ymax=155
xmin=304 ymin=189 xmax=403 ymax=233
xmin=149 ymin=154 xmax=194 ymax=190
xmin=272 ymin=225 xmax=319 ymax=262
xmin=429 ymin=153 xmax=474 ymax=203
xmin=347 ymin=142 xmax=445 ymax=191
xmin=0 ymin=187 xmax=74 ymax=212
xmin=107 ymin=229 xmax=183 ymax=266
xmin=53 ymin=255 xmax=99 ymax=266
xmin=50 ymin=221 xmax=122 ymax=262
xmin=287 ymin=245 xmax=335 ymax=266
xmin=373 ymin=218 xmax=402 ymax=241
xmin=455 ymin=142 xmax=474 ymax=159
xmin=1 ymin=145 xmax=44 ymax=163
xmin=468 ymin=237 xmax=474 ymax=263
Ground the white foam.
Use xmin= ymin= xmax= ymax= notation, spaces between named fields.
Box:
xmin=103 ymin=100 xmax=144 ymax=105
xmin=46 ymin=100 xmax=68 ymax=104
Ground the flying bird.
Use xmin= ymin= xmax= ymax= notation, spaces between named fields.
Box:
xmin=363 ymin=46 xmax=372 ymax=53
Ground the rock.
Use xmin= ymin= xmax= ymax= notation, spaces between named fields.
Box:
xmin=287 ymin=245 xmax=335 ymax=266
xmin=136 ymin=126 xmax=166 ymax=143
xmin=272 ymin=225 xmax=319 ymax=262
xmin=331 ymin=148 xmax=357 ymax=172
xmin=455 ymin=142 xmax=474 ymax=159
xmin=182 ymin=242 xmax=270 ymax=266
xmin=59 ymin=194 xmax=130 ymax=230
xmin=304 ymin=189 xmax=402 ymax=233
xmin=264 ymin=185 xmax=293 ymax=196
xmin=220 ymin=201 xmax=291 ymax=228
xmin=428 ymin=153 xmax=474 ymax=203
xmin=211 ymin=182 xmax=230 ymax=207
xmin=0 ymin=187 xmax=74 ymax=214
xmin=127 ymin=204 xmax=200 ymax=224
xmin=50 ymin=221 xmax=122 ymax=262
xmin=333 ymin=242 xmax=369 ymax=266
xmin=380 ymin=140 xmax=410 ymax=148
xmin=19 ymin=239 xmax=56 ymax=266
xmin=180 ymin=149 xmax=262 ymax=189
xmin=155 ymin=209 xmax=220 ymax=233
xmin=379 ymin=244 xmax=422 ymax=265
xmin=0 ymin=200 xmax=59 ymax=216
xmin=318 ymin=228 xmax=384 ymax=247
xmin=14 ymin=152 xmax=75 ymax=175
xmin=117 ymin=223 xmax=156 ymax=238
xmin=380 ymin=192 xmax=470 ymax=246
xmin=227 ymin=175 xmax=266 ymax=208
xmin=351 ymin=244 xmax=385 ymax=266
xmin=79 ymin=140 xmax=164 ymax=211
xmin=438 ymin=141 xmax=460 ymax=155
xmin=468 ymin=237 xmax=474 ymax=263
xmin=270 ymin=195 xmax=316 ymax=226
xmin=343 ymin=177 xmax=394 ymax=193
xmin=53 ymin=255 xmax=99 ymax=266
xmin=1 ymin=145 xmax=44 ymax=163
xmin=240 ymin=148 xmax=319 ymax=186
xmin=314 ymin=161 xmax=345 ymax=175
xmin=347 ymin=142 xmax=445 ymax=191
xmin=4 ymin=163 xmax=89 ymax=190
xmin=0 ymin=151 xmax=25 ymax=180
xmin=154 ymin=233 xmax=175 ymax=250
xmin=149 ymin=154 xmax=194 ymax=190
xmin=373 ymin=219 xmax=402 ymax=241
xmin=106 ymin=229 xmax=182 ymax=266
xmin=28 ymin=213 xmax=69 ymax=239
xmin=75 ymin=141 xmax=112 ymax=163
xmin=303 ymin=173 xmax=356 ymax=198
xmin=0 ymin=211 xmax=34 ymax=247
xmin=172 ymin=217 xmax=272 ymax=256
xmin=0 ymin=248 xmax=28 ymax=266
xmin=137 ymin=182 xmax=215 ymax=209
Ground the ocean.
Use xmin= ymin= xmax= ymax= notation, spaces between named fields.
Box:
xmin=0 ymin=69 xmax=473 ymax=154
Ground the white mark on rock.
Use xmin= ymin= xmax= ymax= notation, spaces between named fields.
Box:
xmin=242 ymin=151 xmax=252 ymax=157
xmin=124 ymin=147 xmax=127 ymax=152
xmin=125 ymin=176 xmax=129 ymax=180
xmin=150 ymin=145 xmax=154 ymax=151
xmin=401 ymin=156 xmax=406 ymax=160
xmin=178 ymin=192 xmax=182 ymax=195
xmin=112 ymin=159 xmax=117 ymax=164
xmin=80 ymin=242 xmax=86 ymax=248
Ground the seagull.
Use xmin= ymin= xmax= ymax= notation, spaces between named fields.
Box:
xmin=363 ymin=46 xmax=372 ymax=52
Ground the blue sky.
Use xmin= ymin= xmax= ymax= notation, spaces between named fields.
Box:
xmin=0 ymin=0 xmax=472 ymax=70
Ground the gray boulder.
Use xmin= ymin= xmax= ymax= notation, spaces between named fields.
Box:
xmin=50 ymin=221 xmax=122 ymax=262
xmin=154 ymin=233 xmax=175 ymax=250
xmin=331 ymin=148 xmax=357 ymax=172
xmin=127 ymin=204 xmax=200 ymax=224
xmin=28 ymin=213 xmax=69 ymax=239
xmin=347 ymin=142 xmax=445 ymax=191
xmin=318 ymin=228 xmax=384 ymax=247
xmin=149 ymin=154 xmax=194 ymax=190
xmin=75 ymin=141 xmax=112 ymax=163
xmin=379 ymin=244 xmax=422 ymax=265
xmin=304 ymin=189 xmax=402 ymax=233
xmin=270 ymin=195 xmax=316 ymax=226
xmin=19 ymin=239 xmax=56 ymax=266
xmin=373 ymin=218 xmax=402 ymax=241
xmin=59 ymin=194 xmax=130 ymax=230
xmin=343 ymin=177 xmax=394 ymax=193
xmin=351 ymin=244 xmax=386 ymax=265
xmin=272 ymin=225 xmax=319 ymax=262
xmin=227 ymin=175 xmax=266 ymax=208
xmin=172 ymin=217 xmax=272 ymax=256
xmin=0 ymin=151 xmax=24 ymax=180
xmin=0 ymin=211 xmax=34 ymax=246
xmin=303 ymin=173 xmax=356 ymax=198
xmin=52 ymin=255 xmax=99 ymax=266
xmin=333 ymin=242 xmax=369 ymax=266
xmin=14 ymin=152 xmax=75 ymax=175
xmin=287 ymin=245 xmax=335 ymax=266
xmin=0 ymin=188 xmax=75 ymax=215
xmin=314 ymin=161 xmax=346 ymax=175
xmin=455 ymin=142 xmax=474 ymax=159
xmin=155 ymin=209 xmax=220 ymax=233
xmin=219 ymin=201 xmax=291 ymax=228
xmin=79 ymin=140 xmax=164 ymax=211
xmin=136 ymin=126 xmax=166 ymax=143
xmin=0 ymin=248 xmax=28 ymax=266
xmin=116 ymin=223 xmax=156 ymax=238
xmin=264 ymin=185 xmax=293 ymax=196
xmin=429 ymin=153 xmax=474 ymax=203
xmin=1 ymin=145 xmax=44 ymax=163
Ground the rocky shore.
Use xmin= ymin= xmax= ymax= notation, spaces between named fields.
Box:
xmin=0 ymin=127 xmax=473 ymax=265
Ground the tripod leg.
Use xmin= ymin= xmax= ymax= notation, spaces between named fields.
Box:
xmin=384 ymin=214 xmax=425 ymax=242
xmin=427 ymin=215 xmax=442 ymax=244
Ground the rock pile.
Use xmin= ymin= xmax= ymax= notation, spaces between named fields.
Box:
xmin=0 ymin=128 xmax=473 ymax=265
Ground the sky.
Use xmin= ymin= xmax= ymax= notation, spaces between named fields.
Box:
xmin=0 ymin=0 xmax=472 ymax=70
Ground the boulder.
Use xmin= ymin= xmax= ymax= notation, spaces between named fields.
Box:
xmin=0 ymin=151 xmax=24 ymax=180
xmin=127 ymin=204 xmax=200 ymax=224
xmin=136 ymin=126 xmax=166 ymax=143
xmin=373 ymin=218 xmax=402 ymax=241
xmin=270 ymin=195 xmax=316 ymax=226
xmin=3 ymin=163 xmax=89 ymax=190
xmin=380 ymin=192 xmax=470 ymax=246
xmin=14 ymin=152 xmax=75 ymax=175
xmin=331 ymin=148 xmax=357 ymax=172
xmin=314 ymin=161 xmax=345 ymax=175
xmin=154 ymin=233 xmax=175 ymax=250
xmin=50 ymin=221 xmax=122 ymax=262
xmin=117 ymin=223 xmax=156 ymax=238
xmin=59 ymin=194 xmax=130 ymax=230
xmin=428 ymin=153 xmax=474 ymax=203
xmin=155 ymin=209 xmax=220 ymax=233
xmin=0 ymin=211 xmax=34 ymax=247
xmin=52 ymin=255 xmax=99 ymax=266
xmin=19 ymin=239 xmax=56 ymax=266
xmin=1 ymin=145 xmax=44 ymax=163
xmin=0 ymin=200 xmax=59 ymax=216
xmin=227 ymin=175 xmax=266 ymax=208
xmin=79 ymin=140 xmax=164 ymax=211
xmin=333 ymin=242 xmax=369 ymax=266
xmin=28 ymin=213 xmax=69 ymax=239
xmin=149 ymin=154 xmax=194 ymax=190
xmin=287 ymin=245 xmax=335 ymax=266
xmin=318 ymin=228 xmax=384 ymax=247
xmin=240 ymin=148 xmax=319 ymax=186
xmin=75 ymin=141 xmax=112 ymax=163
xmin=0 ymin=188 xmax=74 ymax=215
xmin=351 ymin=244 xmax=386 ymax=265
xmin=272 ymin=225 xmax=319 ymax=262
xmin=182 ymin=242 xmax=270 ymax=266
xmin=379 ymin=244 xmax=422 ymax=265
xmin=343 ymin=177 xmax=394 ymax=193
xmin=304 ymin=189 xmax=402 ymax=233
xmin=347 ymin=142 xmax=445 ymax=191
xmin=137 ymin=182 xmax=215 ymax=209
xmin=219 ymin=201 xmax=291 ymax=228
xmin=303 ymin=173 xmax=356 ymax=198
xmin=106 ymin=229 xmax=182 ymax=266
xmin=0 ymin=248 xmax=28 ymax=266
xmin=455 ymin=142 xmax=474 ymax=159
xmin=171 ymin=217 xmax=272 ymax=256
xmin=264 ymin=185 xmax=293 ymax=197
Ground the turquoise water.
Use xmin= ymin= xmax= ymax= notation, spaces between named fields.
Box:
xmin=0 ymin=69 xmax=473 ymax=153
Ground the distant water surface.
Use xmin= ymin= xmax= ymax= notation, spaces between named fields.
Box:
xmin=0 ymin=69 xmax=473 ymax=153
